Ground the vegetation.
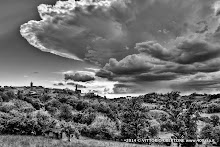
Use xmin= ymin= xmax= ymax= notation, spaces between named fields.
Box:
xmin=0 ymin=87 xmax=220 ymax=146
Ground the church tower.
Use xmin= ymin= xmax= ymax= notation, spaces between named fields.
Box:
xmin=30 ymin=82 xmax=33 ymax=90
xmin=75 ymin=84 xmax=78 ymax=91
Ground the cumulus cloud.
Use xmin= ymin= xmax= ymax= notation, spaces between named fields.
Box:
xmin=135 ymin=41 xmax=173 ymax=61
xmin=95 ymin=69 xmax=114 ymax=80
xmin=20 ymin=0 xmax=218 ymax=66
xmin=64 ymin=72 xmax=95 ymax=82
xmin=21 ymin=0 xmax=220 ymax=95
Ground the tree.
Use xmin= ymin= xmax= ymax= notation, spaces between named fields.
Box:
xmin=173 ymin=104 xmax=198 ymax=147
xmin=59 ymin=104 xmax=72 ymax=121
xmin=6 ymin=91 xmax=15 ymax=99
xmin=121 ymin=98 xmax=150 ymax=139
xmin=210 ymin=115 xmax=219 ymax=127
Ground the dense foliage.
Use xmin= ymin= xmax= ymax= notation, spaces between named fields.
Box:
xmin=0 ymin=88 xmax=219 ymax=146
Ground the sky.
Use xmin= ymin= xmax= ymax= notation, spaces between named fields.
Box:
xmin=1 ymin=0 xmax=220 ymax=98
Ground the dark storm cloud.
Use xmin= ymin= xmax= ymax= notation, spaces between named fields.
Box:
xmin=171 ymin=73 xmax=220 ymax=92
xmin=20 ymin=0 xmax=217 ymax=66
xmin=104 ymin=55 xmax=155 ymax=75
xmin=95 ymin=69 xmax=114 ymax=80
xmin=20 ymin=0 xmax=220 ymax=94
xmin=136 ymin=39 xmax=220 ymax=65
xmin=136 ymin=73 xmax=178 ymax=82
xmin=175 ymin=39 xmax=220 ymax=64
xmin=64 ymin=72 xmax=95 ymax=82
xmin=96 ymin=39 xmax=220 ymax=84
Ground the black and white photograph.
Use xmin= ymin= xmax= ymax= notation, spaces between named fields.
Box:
xmin=0 ymin=0 xmax=220 ymax=146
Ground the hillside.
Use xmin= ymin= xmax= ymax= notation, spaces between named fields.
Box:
xmin=0 ymin=87 xmax=220 ymax=147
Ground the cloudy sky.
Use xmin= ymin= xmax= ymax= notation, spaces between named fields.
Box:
xmin=2 ymin=0 xmax=220 ymax=98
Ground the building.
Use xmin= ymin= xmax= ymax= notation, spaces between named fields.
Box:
xmin=75 ymin=85 xmax=81 ymax=94
xmin=30 ymin=82 xmax=33 ymax=90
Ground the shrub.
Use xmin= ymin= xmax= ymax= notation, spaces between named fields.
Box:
xmin=144 ymin=119 xmax=160 ymax=138
xmin=0 ymin=102 xmax=17 ymax=113
xmin=59 ymin=104 xmax=73 ymax=121
xmin=213 ymin=126 xmax=220 ymax=146
xmin=200 ymin=124 xmax=213 ymax=139
xmin=207 ymin=103 xmax=220 ymax=113
xmin=58 ymin=96 xmax=69 ymax=103
xmin=148 ymin=125 xmax=160 ymax=138
xmin=0 ymin=92 xmax=10 ymax=102
xmin=0 ymin=111 xmax=13 ymax=120
xmin=23 ymin=97 xmax=43 ymax=110
xmin=46 ymin=98 xmax=62 ymax=109
xmin=39 ymin=94 xmax=52 ymax=103
xmin=72 ymin=112 xmax=96 ymax=125
xmin=46 ymin=106 xmax=58 ymax=116
xmin=12 ymin=99 xmax=32 ymax=108
xmin=76 ymin=100 xmax=89 ymax=111
xmin=148 ymin=110 xmax=169 ymax=120
xmin=88 ymin=115 xmax=119 ymax=140
xmin=161 ymin=120 xmax=173 ymax=132
xmin=5 ymin=91 xmax=15 ymax=99
xmin=66 ymin=99 xmax=78 ymax=109
xmin=210 ymin=115 xmax=220 ymax=127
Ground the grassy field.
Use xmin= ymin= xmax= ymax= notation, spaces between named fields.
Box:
xmin=0 ymin=135 xmax=160 ymax=147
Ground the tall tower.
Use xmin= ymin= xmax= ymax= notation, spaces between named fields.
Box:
xmin=30 ymin=82 xmax=33 ymax=90
xmin=75 ymin=84 xmax=78 ymax=91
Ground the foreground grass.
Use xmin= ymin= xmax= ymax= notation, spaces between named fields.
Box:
xmin=0 ymin=135 xmax=158 ymax=147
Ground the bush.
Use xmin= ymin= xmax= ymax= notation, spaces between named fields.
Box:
xmin=161 ymin=120 xmax=173 ymax=132
xmin=66 ymin=99 xmax=78 ymax=109
xmin=6 ymin=91 xmax=15 ymax=99
xmin=46 ymin=98 xmax=62 ymax=109
xmin=87 ymin=115 xmax=119 ymax=140
xmin=148 ymin=125 xmax=160 ymax=138
xmin=76 ymin=100 xmax=89 ymax=111
xmin=39 ymin=94 xmax=52 ymax=103
xmin=213 ymin=126 xmax=220 ymax=146
xmin=72 ymin=112 xmax=96 ymax=125
xmin=148 ymin=119 xmax=160 ymax=137
xmin=0 ymin=92 xmax=10 ymax=102
xmin=12 ymin=99 xmax=33 ymax=109
xmin=46 ymin=106 xmax=58 ymax=116
xmin=23 ymin=97 xmax=43 ymax=110
xmin=207 ymin=103 xmax=220 ymax=113
xmin=200 ymin=124 xmax=213 ymax=139
xmin=210 ymin=115 xmax=220 ymax=127
xmin=58 ymin=96 xmax=69 ymax=103
xmin=59 ymin=104 xmax=73 ymax=121
xmin=0 ymin=112 xmax=41 ymax=135
xmin=0 ymin=102 xmax=17 ymax=113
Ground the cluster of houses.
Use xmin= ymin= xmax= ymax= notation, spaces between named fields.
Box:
xmin=1 ymin=82 xmax=98 ymax=100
